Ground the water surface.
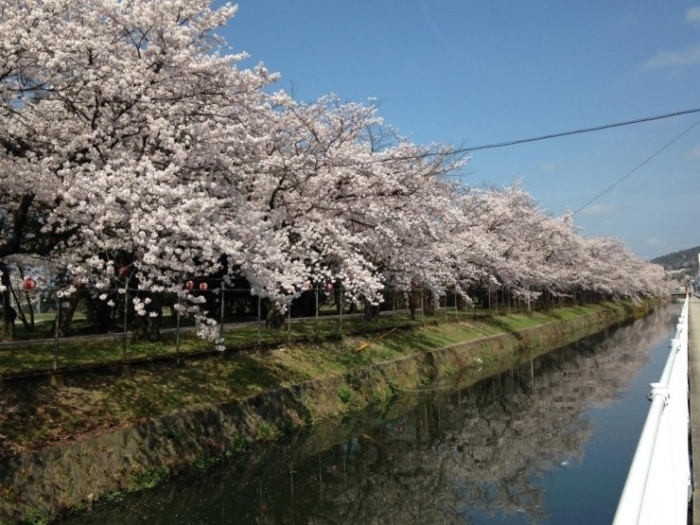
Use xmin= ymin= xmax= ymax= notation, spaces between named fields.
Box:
xmin=59 ymin=303 xmax=681 ymax=525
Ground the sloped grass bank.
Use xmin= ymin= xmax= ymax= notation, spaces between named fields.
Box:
xmin=0 ymin=301 xmax=651 ymax=524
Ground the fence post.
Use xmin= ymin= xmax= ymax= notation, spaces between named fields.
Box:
xmin=421 ymin=289 xmax=425 ymax=326
xmin=257 ymin=296 xmax=261 ymax=345
xmin=287 ymin=303 xmax=291 ymax=344
xmin=339 ymin=286 xmax=343 ymax=337
xmin=176 ymin=296 xmax=181 ymax=356
xmin=455 ymin=290 xmax=458 ymax=322
xmin=315 ymin=285 xmax=319 ymax=339
xmin=220 ymin=285 xmax=225 ymax=340
xmin=122 ymin=286 xmax=128 ymax=363
xmin=53 ymin=292 xmax=60 ymax=371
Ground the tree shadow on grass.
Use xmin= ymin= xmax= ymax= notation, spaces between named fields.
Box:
xmin=0 ymin=352 xmax=296 ymax=460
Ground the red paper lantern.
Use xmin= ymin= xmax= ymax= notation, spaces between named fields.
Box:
xmin=72 ymin=276 xmax=84 ymax=288
xmin=23 ymin=277 xmax=37 ymax=290
xmin=185 ymin=280 xmax=195 ymax=290
xmin=117 ymin=266 xmax=129 ymax=278
xmin=198 ymin=282 xmax=208 ymax=291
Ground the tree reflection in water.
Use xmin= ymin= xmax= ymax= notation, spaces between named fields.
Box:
xmin=59 ymin=303 xmax=680 ymax=525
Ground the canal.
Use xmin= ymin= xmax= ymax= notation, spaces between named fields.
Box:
xmin=57 ymin=302 xmax=681 ymax=525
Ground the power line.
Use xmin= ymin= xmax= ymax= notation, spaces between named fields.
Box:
xmin=573 ymin=118 xmax=700 ymax=215
xmin=457 ymin=107 xmax=700 ymax=153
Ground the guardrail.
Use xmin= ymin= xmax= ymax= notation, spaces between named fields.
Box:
xmin=613 ymin=296 xmax=691 ymax=524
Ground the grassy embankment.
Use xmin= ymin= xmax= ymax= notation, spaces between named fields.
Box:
xmin=0 ymin=301 xmax=641 ymax=459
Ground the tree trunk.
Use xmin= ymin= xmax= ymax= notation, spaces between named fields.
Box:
xmin=9 ymin=284 xmax=36 ymax=333
xmin=264 ymin=299 xmax=285 ymax=329
xmin=85 ymin=293 xmax=115 ymax=333
xmin=131 ymin=293 xmax=163 ymax=341
xmin=423 ymin=291 xmax=436 ymax=316
xmin=409 ymin=289 xmax=420 ymax=320
xmin=58 ymin=292 xmax=82 ymax=337
xmin=456 ymin=291 xmax=468 ymax=311
xmin=0 ymin=264 xmax=15 ymax=341
xmin=363 ymin=299 xmax=379 ymax=321
xmin=333 ymin=284 xmax=343 ymax=316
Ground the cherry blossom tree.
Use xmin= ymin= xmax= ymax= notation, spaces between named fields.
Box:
xmin=0 ymin=0 xmax=668 ymax=342
xmin=0 ymin=0 xmax=285 ymax=339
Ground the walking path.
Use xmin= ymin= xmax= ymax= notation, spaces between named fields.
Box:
xmin=688 ymin=295 xmax=700 ymax=524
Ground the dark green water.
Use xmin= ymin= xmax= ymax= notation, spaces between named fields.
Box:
xmin=57 ymin=303 xmax=681 ymax=525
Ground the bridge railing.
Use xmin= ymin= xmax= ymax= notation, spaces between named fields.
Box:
xmin=613 ymin=297 xmax=691 ymax=524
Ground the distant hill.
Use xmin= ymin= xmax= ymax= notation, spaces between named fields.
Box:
xmin=651 ymin=246 xmax=700 ymax=273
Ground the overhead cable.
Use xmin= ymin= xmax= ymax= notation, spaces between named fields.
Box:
xmin=458 ymin=107 xmax=700 ymax=153
xmin=573 ymin=118 xmax=700 ymax=215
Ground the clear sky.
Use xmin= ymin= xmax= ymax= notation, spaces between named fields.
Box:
xmin=216 ymin=0 xmax=700 ymax=259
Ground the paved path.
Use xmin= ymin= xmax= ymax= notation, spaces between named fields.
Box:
xmin=689 ymin=295 xmax=700 ymax=524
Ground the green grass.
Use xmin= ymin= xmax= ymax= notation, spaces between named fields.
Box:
xmin=0 ymin=332 xmax=212 ymax=374
xmin=0 ymin=303 xmax=631 ymax=377
xmin=0 ymin=310 xmax=425 ymax=376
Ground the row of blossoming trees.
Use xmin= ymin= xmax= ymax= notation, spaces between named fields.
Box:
xmin=0 ymin=0 xmax=667 ymax=342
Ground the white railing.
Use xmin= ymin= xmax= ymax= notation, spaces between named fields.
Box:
xmin=613 ymin=297 xmax=691 ymax=524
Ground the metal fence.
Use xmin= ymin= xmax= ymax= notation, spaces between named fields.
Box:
xmin=0 ymin=284 xmax=528 ymax=376
xmin=612 ymin=296 xmax=691 ymax=524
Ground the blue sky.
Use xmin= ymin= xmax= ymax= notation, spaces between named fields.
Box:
xmin=217 ymin=0 xmax=700 ymax=258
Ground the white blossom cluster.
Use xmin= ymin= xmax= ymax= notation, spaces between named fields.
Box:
xmin=0 ymin=0 xmax=668 ymax=340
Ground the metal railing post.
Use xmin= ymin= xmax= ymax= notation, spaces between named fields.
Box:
xmin=613 ymin=387 xmax=669 ymax=525
xmin=613 ymin=297 xmax=690 ymax=525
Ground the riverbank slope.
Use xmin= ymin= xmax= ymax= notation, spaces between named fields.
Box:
xmin=0 ymin=300 xmax=652 ymax=524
